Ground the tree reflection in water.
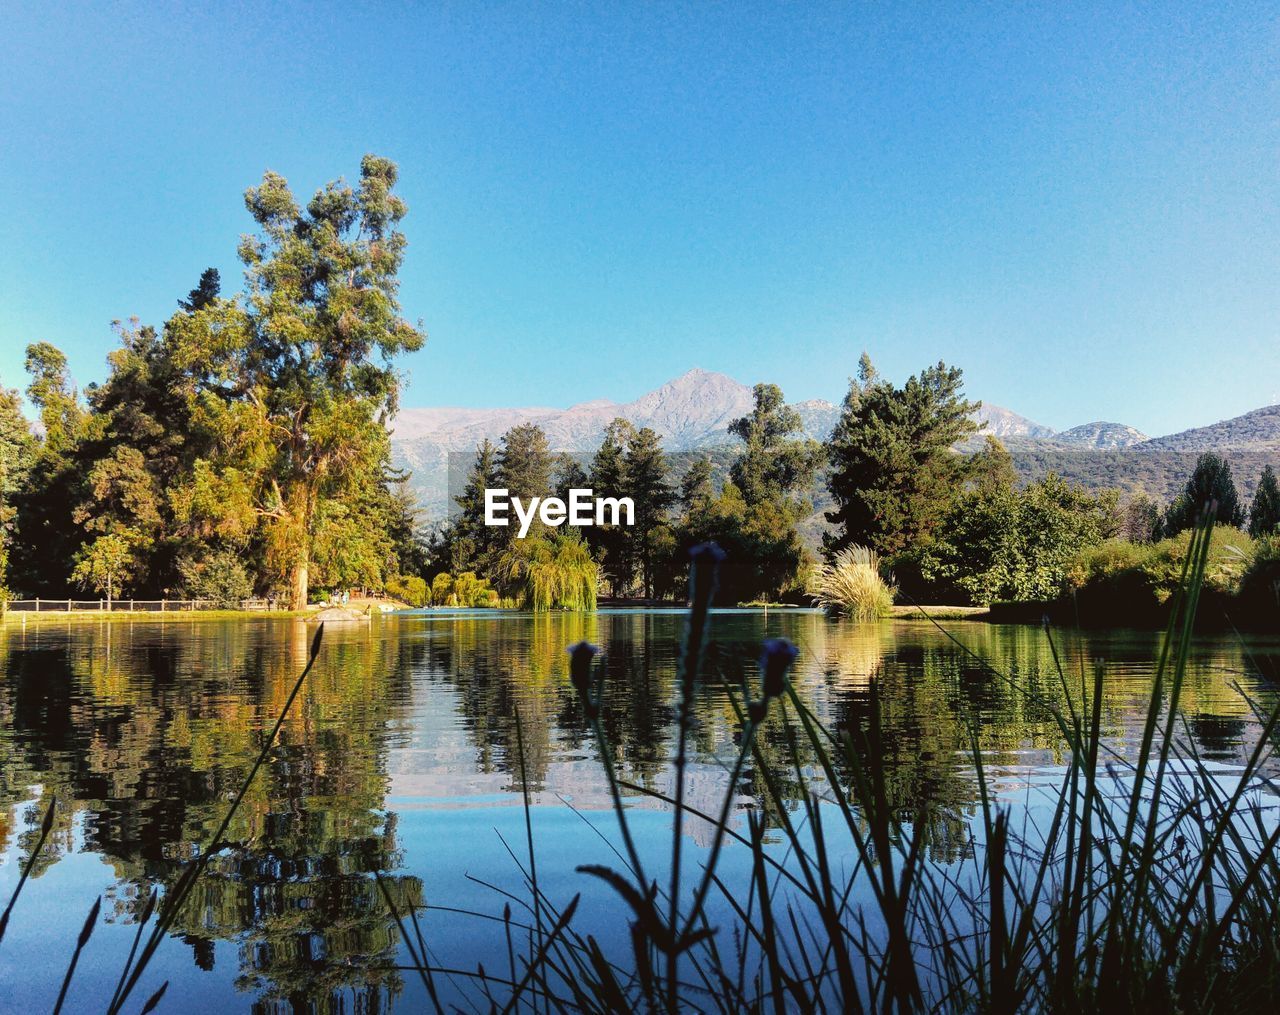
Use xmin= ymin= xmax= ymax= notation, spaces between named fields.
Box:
xmin=0 ymin=612 xmax=1274 ymax=1008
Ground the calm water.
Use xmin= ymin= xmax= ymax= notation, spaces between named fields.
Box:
xmin=1 ymin=610 xmax=1277 ymax=1012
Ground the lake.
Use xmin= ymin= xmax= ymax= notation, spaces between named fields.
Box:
xmin=1 ymin=610 xmax=1277 ymax=1012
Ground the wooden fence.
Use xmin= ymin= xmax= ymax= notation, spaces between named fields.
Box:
xmin=1 ymin=598 xmax=281 ymax=613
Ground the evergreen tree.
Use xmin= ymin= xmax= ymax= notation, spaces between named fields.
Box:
xmin=177 ymin=267 xmax=221 ymax=312
xmin=589 ymin=419 xmax=636 ymax=595
xmin=825 ymin=356 xmax=979 ymax=556
xmin=552 ymin=452 xmax=588 ymax=503
xmin=445 ymin=439 xmax=504 ymax=574
xmin=10 ymin=343 xmax=88 ymax=594
xmin=624 ymin=426 xmax=674 ymax=598
xmin=497 ymin=424 xmax=553 ymax=502
xmin=1249 ymin=465 xmax=1280 ymax=537
xmin=678 ymin=456 xmax=714 ymax=513
xmin=1162 ymin=453 xmax=1245 ymax=534
xmin=495 ymin=423 xmax=553 ymax=544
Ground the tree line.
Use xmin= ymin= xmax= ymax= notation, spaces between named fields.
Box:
xmin=434 ymin=351 xmax=1280 ymax=610
xmin=0 ymin=156 xmax=428 ymax=609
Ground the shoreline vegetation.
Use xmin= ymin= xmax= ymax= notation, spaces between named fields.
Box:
xmin=2 ymin=158 xmax=1277 ymax=628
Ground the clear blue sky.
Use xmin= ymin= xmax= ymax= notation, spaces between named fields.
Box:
xmin=1 ymin=2 xmax=1275 ymax=436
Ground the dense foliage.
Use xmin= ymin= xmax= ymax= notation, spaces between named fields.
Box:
xmin=904 ymin=456 xmax=1120 ymax=605
xmin=1066 ymin=524 xmax=1262 ymax=624
xmin=1249 ymin=464 xmax=1280 ymax=537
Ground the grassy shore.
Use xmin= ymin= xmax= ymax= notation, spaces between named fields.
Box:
xmin=890 ymin=603 xmax=991 ymax=620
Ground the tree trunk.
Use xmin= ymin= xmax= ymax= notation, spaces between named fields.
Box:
xmin=288 ymin=556 xmax=309 ymax=611
xmin=284 ymin=478 xmax=314 ymax=611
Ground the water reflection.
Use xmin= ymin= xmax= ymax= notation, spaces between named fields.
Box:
xmin=0 ymin=612 xmax=1276 ymax=1009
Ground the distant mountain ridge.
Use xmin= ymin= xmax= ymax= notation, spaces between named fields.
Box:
xmin=391 ymin=368 xmax=1105 ymax=454
xmin=1136 ymin=404 xmax=1280 ymax=452
xmin=390 ymin=368 xmax=1280 ymax=518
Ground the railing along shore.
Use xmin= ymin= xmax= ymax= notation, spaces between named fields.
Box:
xmin=1 ymin=598 xmax=283 ymax=613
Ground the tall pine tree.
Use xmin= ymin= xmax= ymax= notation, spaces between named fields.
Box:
xmin=825 ymin=356 xmax=979 ymax=556
xmin=1249 ymin=465 xmax=1280 ymax=537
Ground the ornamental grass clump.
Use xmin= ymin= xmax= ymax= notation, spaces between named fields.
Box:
xmin=810 ymin=544 xmax=896 ymax=619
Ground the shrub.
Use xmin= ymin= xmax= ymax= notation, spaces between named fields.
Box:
xmin=429 ymin=571 xmax=499 ymax=608
xmin=809 ymin=545 xmax=895 ymax=619
xmin=1066 ymin=525 xmax=1255 ymax=623
xmin=1137 ymin=524 xmax=1253 ymax=599
xmin=176 ymin=548 xmax=253 ymax=608
xmin=1238 ymin=534 xmax=1280 ymax=619
xmin=384 ymin=574 xmax=429 ymax=607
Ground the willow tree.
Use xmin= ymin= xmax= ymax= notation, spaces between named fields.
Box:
xmin=175 ymin=156 xmax=425 ymax=607
xmin=497 ymin=534 xmax=599 ymax=611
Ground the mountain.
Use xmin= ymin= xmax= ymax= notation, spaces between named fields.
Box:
xmin=391 ymin=369 xmax=1060 ymax=520
xmin=390 ymin=369 xmax=1280 ymax=522
xmin=1135 ymin=404 xmax=1280 ymax=452
xmin=391 ymin=368 xmax=756 ymax=455
xmin=974 ymin=404 xmax=1055 ymax=439
xmin=1056 ymin=422 xmax=1149 ymax=450
xmin=391 ymin=369 xmax=1055 ymax=456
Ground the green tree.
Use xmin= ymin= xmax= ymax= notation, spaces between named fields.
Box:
xmin=10 ymin=343 xmax=88 ymax=594
xmin=678 ymin=383 xmax=820 ymax=603
xmin=968 ymin=435 xmax=1017 ymax=495
xmin=177 ymin=547 xmax=253 ymax=607
xmin=497 ymin=423 xmax=553 ymax=504
xmin=908 ymin=473 xmax=1118 ymax=605
xmin=825 ymin=356 xmax=979 ymax=556
xmin=73 ymin=318 xmax=199 ymax=593
xmin=552 ymin=452 xmax=589 ymax=503
xmin=1249 ymin=466 xmax=1280 ymax=537
xmin=494 ymin=422 xmax=553 ymax=545
xmin=177 ymin=266 xmax=221 ymax=312
xmin=728 ymin=382 xmax=823 ymax=504
xmin=497 ymin=532 xmax=598 ymax=611
xmin=172 ymin=156 xmax=426 ymax=607
xmin=1121 ymin=493 xmax=1162 ymax=544
xmin=678 ymin=456 xmax=714 ymax=513
xmin=441 ymin=439 xmax=504 ymax=575
xmin=0 ymin=386 xmax=35 ymax=597
xmin=71 ymin=530 xmax=141 ymax=604
xmin=1162 ymin=453 xmax=1245 ymax=534
xmin=624 ymin=426 xmax=674 ymax=598
xmin=588 ymin=419 xmax=636 ymax=595
xmin=680 ymin=481 xmax=805 ymax=603
xmin=24 ymin=342 xmax=83 ymax=455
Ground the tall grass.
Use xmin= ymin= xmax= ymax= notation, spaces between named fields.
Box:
xmin=810 ymin=544 xmax=896 ymax=619
xmin=385 ymin=516 xmax=1280 ymax=1012
xmin=8 ymin=513 xmax=1280 ymax=1012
